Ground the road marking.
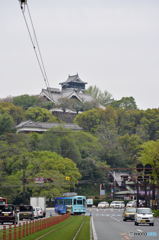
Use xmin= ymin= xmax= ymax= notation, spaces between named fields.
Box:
xmin=137 ymin=229 xmax=143 ymax=232
xmin=91 ymin=217 xmax=98 ymax=240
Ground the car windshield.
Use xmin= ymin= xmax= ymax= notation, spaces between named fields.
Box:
xmin=36 ymin=207 xmax=41 ymax=210
xmin=19 ymin=206 xmax=33 ymax=211
xmin=125 ymin=208 xmax=136 ymax=213
xmin=137 ymin=208 xmax=152 ymax=214
xmin=0 ymin=205 xmax=14 ymax=212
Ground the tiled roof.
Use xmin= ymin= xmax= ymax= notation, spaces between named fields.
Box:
xmin=16 ymin=120 xmax=83 ymax=133
xmin=60 ymin=74 xmax=87 ymax=85
xmin=41 ymin=88 xmax=94 ymax=104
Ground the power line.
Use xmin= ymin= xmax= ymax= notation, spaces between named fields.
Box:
xmin=18 ymin=0 xmax=53 ymax=102
xmin=26 ymin=3 xmax=50 ymax=88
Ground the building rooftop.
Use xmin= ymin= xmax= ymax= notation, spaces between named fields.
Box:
xmin=60 ymin=74 xmax=87 ymax=85
xmin=16 ymin=120 xmax=83 ymax=133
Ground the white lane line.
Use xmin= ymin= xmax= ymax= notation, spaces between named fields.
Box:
xmin=91 ymin=216 xmax=98 ymax=240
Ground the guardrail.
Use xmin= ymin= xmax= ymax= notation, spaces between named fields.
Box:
xmin=3 ymin=213 xmax=70 ymax=240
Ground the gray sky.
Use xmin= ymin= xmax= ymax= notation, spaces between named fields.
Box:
xmin=1 ymin=0 xmax=159 ymax=109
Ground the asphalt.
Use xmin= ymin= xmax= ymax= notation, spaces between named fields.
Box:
xmin=87 ymin=208 xmax=159 ymax=240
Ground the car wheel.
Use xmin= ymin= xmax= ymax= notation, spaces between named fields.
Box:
xmin=135 ymin=222 xmax=138 ymax=226
xmin=150 ymin=223 xmax=154 ymax=226
xmin=123 ymin=218 xmax=126 ymax=221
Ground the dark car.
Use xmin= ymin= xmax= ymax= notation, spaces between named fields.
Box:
xmin=18 ymin=205 xmax=34 ymax=220
xmin=0 ymin=204 xmax=18 ymax=224
xmin=123 ymin=207 xmax=136 ymax=221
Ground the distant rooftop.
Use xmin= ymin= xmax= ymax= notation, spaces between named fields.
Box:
xmin=59 ymin=74 xmax=87 ymax=91
xmin=60 ymin=74 xmax=87 ymax=85
xmin=16 ymin=120 xmax=83 ymax=133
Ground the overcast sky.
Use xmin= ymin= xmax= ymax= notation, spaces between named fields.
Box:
xmin=1 ymin=0 xmax=159 ymax=109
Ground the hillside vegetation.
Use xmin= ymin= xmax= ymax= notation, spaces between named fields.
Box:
xmin=0 ymin=92 xmax=159 ymax=203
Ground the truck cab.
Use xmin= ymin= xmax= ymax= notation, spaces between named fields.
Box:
xmin=0 ymin=204 xmax=18 ymax=225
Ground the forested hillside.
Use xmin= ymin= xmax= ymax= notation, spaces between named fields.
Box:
xmin=0 ymin=93 xmax=159 ymax=203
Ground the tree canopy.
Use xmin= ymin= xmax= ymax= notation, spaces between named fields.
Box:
xmin=1 ymin=88 xmax=159 ymax=201
xmin=85 ymin=85 xmax=114 ymax=106
xmin=25 ymin=107 xmax=58 ymax=122
xmin=138 ymin=140 xmax=159 ymax=183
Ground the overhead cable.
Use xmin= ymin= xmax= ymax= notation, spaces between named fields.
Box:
xmin=18 ymin=0 xmax=53 ymax=102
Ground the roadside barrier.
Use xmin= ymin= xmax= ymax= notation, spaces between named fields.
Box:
xmin=2 ymin=213 xmax=70 ymax=240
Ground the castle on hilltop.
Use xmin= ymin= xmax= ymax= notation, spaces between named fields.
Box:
xmin=40 ymin=74 xmax=94 ymax=105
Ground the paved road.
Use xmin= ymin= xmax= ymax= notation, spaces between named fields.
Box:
xmin=88 ymin=208 xmax=159 ymax=240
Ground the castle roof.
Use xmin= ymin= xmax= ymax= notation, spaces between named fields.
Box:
xmin=59 ymin=74 xmax=87 ymax=86
xmin=40 ymin=74 xmax=93 ymax=104
xmin=41 ymin=87 xmax=94 ymax=104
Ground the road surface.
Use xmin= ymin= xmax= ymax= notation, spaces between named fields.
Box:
xmin=88 ymin=208 xmax=159 ymax=240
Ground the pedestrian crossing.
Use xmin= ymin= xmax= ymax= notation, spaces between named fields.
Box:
xmin=86 ymin=208 xmax=123 ymax=217
xmin=91 ymin=213 xmax=122 ymax=217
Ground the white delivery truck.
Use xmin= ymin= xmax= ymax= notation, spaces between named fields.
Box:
xmin=30 ymin=197 xmax=46 ymax=218
xmin=86 ymin=198 xmax=93 ymax=207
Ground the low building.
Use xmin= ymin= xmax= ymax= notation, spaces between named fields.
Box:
xmin=109 ymin=171 xmax=135 ymax=200
xmin=16 ymin=120 xmax=83 ymax=133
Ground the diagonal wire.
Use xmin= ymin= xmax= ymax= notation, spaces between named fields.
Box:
xmin=18 ymin=1 xmax=54 ymax=102
xmin=26 ymin=3 xmax=50 ymax=88
xmin=21 ymin=7 xmax=48 ymax=89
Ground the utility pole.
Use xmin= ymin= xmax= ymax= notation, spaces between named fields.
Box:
xmin=22 ymin=168 xmax=26 ymax=203
xmin=21 ymin=154 xmax=28 ymax=204
xmin=136 ymin=180 xmax=139 ymax=207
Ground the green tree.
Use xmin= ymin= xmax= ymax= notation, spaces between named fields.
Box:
xmin=74 ymin=108 xmax=104 ymax=132
xmin=69 ymin=99 xmax=84 ymax=113
xmin=60 ymin=136 xmax=81 ymax=163
xmin=38 ymin=128 xmax=82 ymax=163
xmin=13 ymin=95 xmax=39 ymax=109
xmin=119 ymin=134 xmax=142 ymax=166
xmin=82 ymin=100 xmax=99 ymax=111
xmin=96 ymin=121 xmax=125 ymax=167
xmin=25 ymin=107 xmax=58 ymax=122
xmin=85 ymin=85 xmax=114 ymax=106
xmin=0 ymin=113 xmax=15 ymax=135
xmin=73 ymin=131 xmax=102 ymax=160
xmin=117 ymin=109 xmax=142 ymax=135
xmin=75 ymin=107 xmax=117 ymax=133
xmin=143 ymin=109 xmax=159 ymax=140
xmin=111 ymin=97 xmax=137 ymax=110
xmin=138 ymin=140 xmax=159 ymax=183
xmin=0 ymin=102 xmax=24 ymax=124
xmin=13 ymin=94 xmax=54 ymax=110
xmin=0 ymin=146 xmax=81 ymax=202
